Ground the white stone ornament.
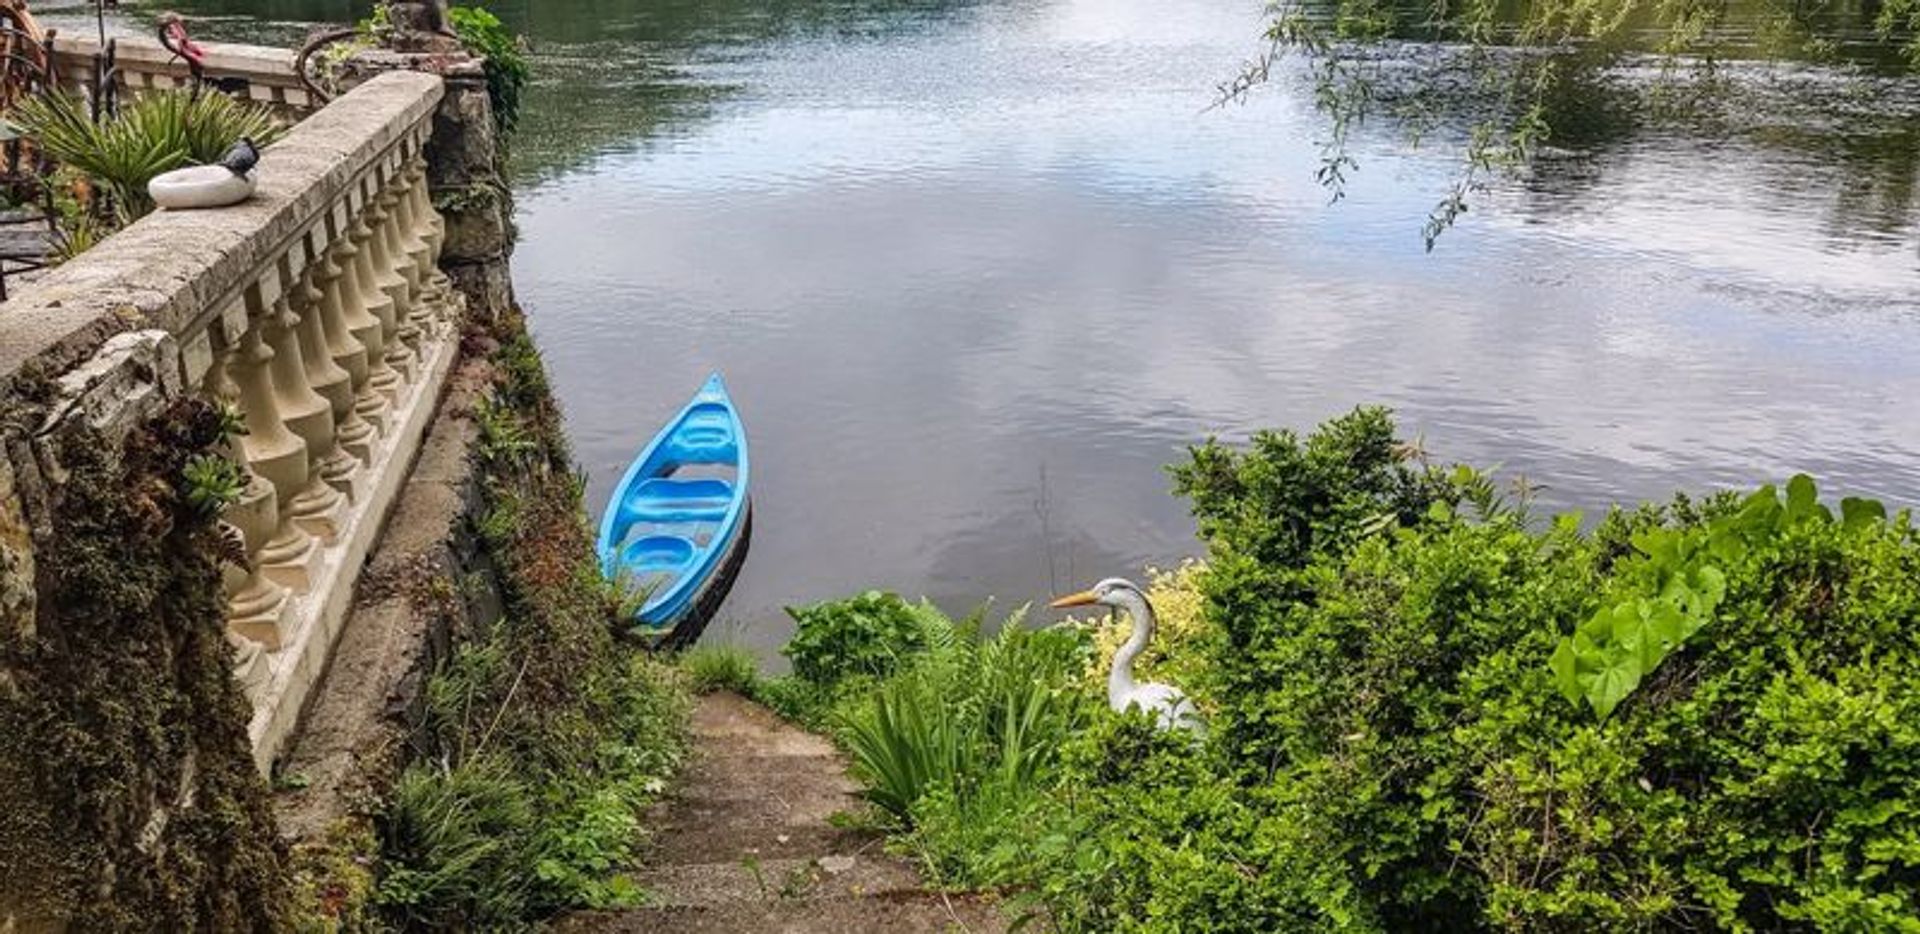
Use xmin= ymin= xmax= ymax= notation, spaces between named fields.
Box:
xmin=150 ymin=138 xmax=261 ymax=210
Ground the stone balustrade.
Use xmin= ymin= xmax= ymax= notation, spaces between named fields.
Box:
xmin=0 ymin=70 xmax=458 ymax=769
xmin=46 ymin=33 xmax=316 ymax=111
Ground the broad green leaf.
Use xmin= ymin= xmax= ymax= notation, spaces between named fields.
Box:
xmin=1587 ymin=652 xmax=1642 ymax=720
xmin=1707 ymin=526 xmax=1747 ymax=563
xmin=1785 ymin=474 xmax=1819 ymax=524
xmin=1841 ymin=496 xmax=1887 ymax=532
xmin=1690 ymin=565 xmax=1726 ymax=610
xmin=1737 ymin=486 xmax=1782 ymax=534
xmin=1645 ymin=600 xmax=1688 ymax=656
xmin=1549 ymin=638 xmax=1582 ymax=704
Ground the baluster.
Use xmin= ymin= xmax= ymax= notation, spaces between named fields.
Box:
xmin=226 ymin=314 xmax=321 ymax=593
xmin=228 ymin=630 xmax=273 ymax=709
xmin=365 ymin=177 xmax=422 ymax=357
xmin=332 ymin=229 xmax=403 ymax=405
xmin=204 ymin=350 xmax=294 ymax=648
xmin=416 ymin=155 xmax=467 ymax=322
xmin=293 ymin=260 xmax=373 ymax=490
xmin=313 ymin=229 xmax=388 ymax=454
xmin=348 ymin=199 xmax=416 ymax=384
xmin=392 ymin=155 xmax=445 ymax=333
xmin=262 ymin=276 xmax=348 ymax=540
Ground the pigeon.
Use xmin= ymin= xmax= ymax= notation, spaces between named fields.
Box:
xmin=219 ymin=138 xmax=260 ymax=176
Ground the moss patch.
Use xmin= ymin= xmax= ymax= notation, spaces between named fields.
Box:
xmin=0 ymin=399 xmax=290 ymax=930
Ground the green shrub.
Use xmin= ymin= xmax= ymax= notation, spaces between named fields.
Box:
xmin=810 ymin=407 xmax=1920 ymax=933
xmin=679 ymin=644 xmax=759 ymax=694
xmin=1132 ymin=407 xmax=1920 ymax=932
xmin=782 ymin=590 xmax=946 ymax=686
xmin=448 ymin=6 xmax=529 ymax=135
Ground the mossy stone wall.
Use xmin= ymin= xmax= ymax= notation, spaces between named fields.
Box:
xmin=0 ymin=399 xmax=289 ymax=931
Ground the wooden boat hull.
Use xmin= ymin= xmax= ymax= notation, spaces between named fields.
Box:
xmin=596 ymin=373 xmax=750 ymax=642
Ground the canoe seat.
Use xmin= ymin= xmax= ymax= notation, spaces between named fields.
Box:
xmin=617 ymin=534 xmax=697 ymax=574
xmin=619 ymin=477 xmax=735 ymax=526
xmin=663 ymin=404 xmax=737 ymax=465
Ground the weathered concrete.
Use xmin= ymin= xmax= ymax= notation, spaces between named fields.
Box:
xmin=558 ymin=693 xmax=1014 ymax=934
xmin=274 ymin=349 xmax=499 ymax=840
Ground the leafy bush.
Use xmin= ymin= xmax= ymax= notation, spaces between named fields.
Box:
xmin=14 ymin=90 xmax=286 ymax=223
xmin=448 ymin=6 xmax=529 ymax=136
xmin=781 ymin=590 xmax=945 ymax=686
xmin=801 ymin=406 xmax=1920 ymax=933
xmin=678 ymin=644 xmax=760 ymax=694
xmin=1116 ymin=406 xmax=1920 ymax=932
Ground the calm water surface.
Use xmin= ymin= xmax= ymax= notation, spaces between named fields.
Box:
xmin=112 ymin=0 xmax=1920 ymax=655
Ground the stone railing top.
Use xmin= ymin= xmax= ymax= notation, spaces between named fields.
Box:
xmin=47 ymin=33 xmax=301 ymax=85
xmin=0 ymin=69 xmax=443 ymax=395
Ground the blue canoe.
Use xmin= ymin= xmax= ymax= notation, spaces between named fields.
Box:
xmin=597 ymin=373 xmax=751 ymax=641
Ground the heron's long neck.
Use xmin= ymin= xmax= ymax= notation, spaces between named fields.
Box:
xmin=1108 ymin=590 xmax=1154 ymax=705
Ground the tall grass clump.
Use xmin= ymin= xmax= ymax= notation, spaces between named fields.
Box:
xmin=764 ymin=591 xmax=1094 ymax=888
xmin=678 ymin=644 xmax=759 ymax=694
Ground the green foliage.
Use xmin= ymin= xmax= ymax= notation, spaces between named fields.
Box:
xmin=678 ymin=644 xmax=760 ymax=694
xmin=449 ymin=6 xmax=530 ymax=137
xmin=13 ymin=90 xmax=286 ymax=224
xmin=839 ymin=663 xmax=977 ymax=822
xmin=180 ymin=453 xmax=245 ymax=517
xmin=474 ymin=393 xmax=537 ymax=470
xmin=770 ymin=597 xmax=1094 ymax=890
xmin=0 ymin=401 xmax=292 ymax=928
xmin=1076 ymin=407 xmax=1920 ymax=931
xmin=804 ymin=407 xmax=1920 ymax=932
xmin=782 ymin=590 xmax=946 ymax=686
xmin=373 ymin=311 xmax=689 ymax=928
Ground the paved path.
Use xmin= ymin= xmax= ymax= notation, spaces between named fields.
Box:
xmin=554 ymin=691 xmax=1009 ymax=933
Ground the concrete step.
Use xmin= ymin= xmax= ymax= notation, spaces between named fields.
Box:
xmin=553 ymin=891 xmax=1014 ymax=933
xmin=635 ymin=854 xmax=921 ymax=907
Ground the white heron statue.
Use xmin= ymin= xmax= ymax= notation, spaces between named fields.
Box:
xmin=1052 ymin=577 xmax=1202 ymax=733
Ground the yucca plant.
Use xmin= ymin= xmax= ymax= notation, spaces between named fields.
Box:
xmin=12 ymin=89 xmax=287 ymax=224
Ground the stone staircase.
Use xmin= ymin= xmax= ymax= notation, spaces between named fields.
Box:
xmin=554 ymin=692 xmax=1010 ymax=933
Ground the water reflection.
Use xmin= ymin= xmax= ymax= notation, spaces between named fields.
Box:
xmin=103 ymin=0 xmax=1920 ymax=660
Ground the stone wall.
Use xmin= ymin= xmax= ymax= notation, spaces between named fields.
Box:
xmin=0 ymin=67 xmax=472 ymax=929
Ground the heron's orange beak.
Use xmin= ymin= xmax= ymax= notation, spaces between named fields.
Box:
xmin=1049 ymin=590 xmax=1098 ymax=609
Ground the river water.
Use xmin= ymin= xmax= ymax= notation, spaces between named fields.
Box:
xmin=90 ymin=0 xmax=1920 ymax=654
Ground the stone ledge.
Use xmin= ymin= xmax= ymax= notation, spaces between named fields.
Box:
xmin=0 ymin=70 xmax=445 ymax=395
